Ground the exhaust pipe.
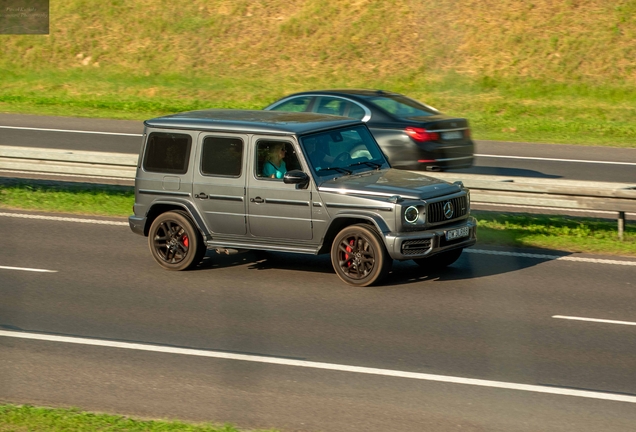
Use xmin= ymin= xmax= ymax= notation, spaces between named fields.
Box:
xmin=214 ymin=248 xmax=249 ymax=255
xmin=425 ymin=166 xmax=442 ymax=172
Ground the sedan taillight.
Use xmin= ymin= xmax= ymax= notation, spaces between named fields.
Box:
xmin=405 ymin=127 xmax=440 ymax=142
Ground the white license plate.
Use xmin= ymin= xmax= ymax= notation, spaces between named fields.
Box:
xmin=445 ymin=226 xmax=470 ymax=241
xmin=442 ymin=131 xmax=463 ymax=140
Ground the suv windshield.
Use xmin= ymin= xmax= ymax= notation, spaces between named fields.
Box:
xmin=300 ymin=125 xmax=389 ymax=180
xmin=363 ymin=94 xmax=440 ymax=119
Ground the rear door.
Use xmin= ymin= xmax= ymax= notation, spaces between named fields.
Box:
xmin=192 ymin=133 xmax=247 ymax=235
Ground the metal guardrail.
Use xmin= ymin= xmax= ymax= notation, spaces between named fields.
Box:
xmin=1 ymin=145 xmax=635 ymax=239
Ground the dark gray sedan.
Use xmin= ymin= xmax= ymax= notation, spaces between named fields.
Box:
xmin=264 ymin=89 xmax=474 ymax=171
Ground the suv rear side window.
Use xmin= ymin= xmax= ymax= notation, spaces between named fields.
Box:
xmin=143 ymin=132 xmax=192 ymax=174
xmin=201 ymin=136 xmax=243 ymax=177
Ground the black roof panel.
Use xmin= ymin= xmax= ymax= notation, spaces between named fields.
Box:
xmin=145 ymin=109 xmax=360 ymax=135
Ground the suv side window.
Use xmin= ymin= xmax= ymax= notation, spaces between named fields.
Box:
xmin=143 ymin=132 xmax=192 ymax=174
xmin=256 ymin=140 xmax=301 ymax=179
xmin=201 ymin=136 xmax=243 ymax=177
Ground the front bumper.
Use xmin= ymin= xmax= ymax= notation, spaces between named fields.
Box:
xmin=384 ymin=217 xmax=477 ymax=260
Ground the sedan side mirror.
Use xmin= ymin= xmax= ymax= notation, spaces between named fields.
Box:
xmin=283 ymin=170 xmax=310 ymax=189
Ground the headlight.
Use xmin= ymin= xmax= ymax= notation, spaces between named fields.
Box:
xmin=404 ymin=205 xmax=419 ymax=224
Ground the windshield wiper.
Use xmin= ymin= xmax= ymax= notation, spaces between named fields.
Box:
xmin=316 ymin=166 xmax=352 ymax=175
xmin=347 ymin=161 xmax=382 ymax=170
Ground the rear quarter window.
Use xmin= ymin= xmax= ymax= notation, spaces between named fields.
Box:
xmin=143 ymin=132 xmax=192 ymax=174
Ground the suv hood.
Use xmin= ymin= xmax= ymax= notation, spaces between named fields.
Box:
xmin=317 ymin=169 xmax=461 ymax=200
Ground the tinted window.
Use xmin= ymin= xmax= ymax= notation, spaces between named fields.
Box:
xmin=347 ymin=103 xmax=366 ymax=120
xmin=201 ymin=136 xmax=243 ymax=177
xmin=365 ymin=94 xmax=440 ymax=118
xmin=269 ymin=96 xmax=312 ymax=112
xmin=315 ymin=97 xmax=347 ymax=116
xmin=143 ymin=132 xmax=191 ymax=174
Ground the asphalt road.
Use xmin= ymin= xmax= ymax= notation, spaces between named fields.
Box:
xmin=1 ymin=113 xmax=636 ymax=183
xmin=1 ymin=211 xmax=636 ymax=431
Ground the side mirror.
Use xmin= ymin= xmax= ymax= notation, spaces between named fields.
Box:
xmin=283 ymin=170 xmax=310 ymax=189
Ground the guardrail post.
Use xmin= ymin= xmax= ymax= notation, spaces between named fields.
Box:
xmin=618 ymin=211 xmax=625 ymax=241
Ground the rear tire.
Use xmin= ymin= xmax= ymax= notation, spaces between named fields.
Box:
xmin=413 ymin=248 xmax=463 ymax=270
xmin=148 ymin=211 xmax=205 ymax=271
xmin=331 ymin=224 xmax=391 ymax=287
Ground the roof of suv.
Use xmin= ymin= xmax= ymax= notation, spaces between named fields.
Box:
xmin=144 ymin=109 xmax=361 ymax=135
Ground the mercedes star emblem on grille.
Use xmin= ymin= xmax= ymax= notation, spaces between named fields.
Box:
xmin=443 ymin=201 xmax=454 ymax=219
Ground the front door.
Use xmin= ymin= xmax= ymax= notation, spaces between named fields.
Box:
xmin=247 ymin=137 xmax=312 ymax=240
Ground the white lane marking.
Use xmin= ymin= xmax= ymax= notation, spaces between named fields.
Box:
xmin=553 ymin=316 xmax=636 ymax=327
xmin=0 ymin=265 xmax=57 ymax=273
xmin=1 ymin=330 xmax=635 ymax=404
xmin=0 ymin=169 xmax=133 ymax=182
xmin=0 ymin=212 xmax=128 ymax=226
xmin=0 ymin=125 xmax=142 ymax=137
xmin=465 ymin=249 xmax=636 ymax=266
xmin=476 ymin=154 xmax=636 ymax=166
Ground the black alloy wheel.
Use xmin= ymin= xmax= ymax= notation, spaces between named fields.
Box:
xmin=148 ymin=211 xmax=205 ymax=271
xmin=331 ymin=224 xmax=391 ymax=287
xmin=413 ymin=248 xmax=463 ymax=269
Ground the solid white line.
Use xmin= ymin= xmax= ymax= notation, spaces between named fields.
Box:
xmin=1 ymin=329 xmax=635 ymax=404
xmin=476 ymin=154 xmax=636 ymax=166
xmin=0 ymin=265 xmax=57 ymax=273
xmin=0 ymin=169 xmax=133 ymax=182
xmin=0 ymin=125 xmax=142 ymax=137
xmin=0 ymin=212 xmax=128 ymax=226
xmin=472 ymin=202 xmax=635 ymax=216
xmin=553 ymin=315 xmax=636 ymax=327
xmin=465 ymin=249 xmax=636 ymax=266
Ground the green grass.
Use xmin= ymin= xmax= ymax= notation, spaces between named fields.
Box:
xmin=0 ymin=404 xmax=279 ymax=432
xmin=1 ymin=69 xmax=636 ymax=147
xmin=1 ymin=182 xmax=634 ymax=257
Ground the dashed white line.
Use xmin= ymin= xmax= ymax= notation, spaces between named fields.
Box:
xmin=0 ymin=265 xmax=57 ymax=273
xmin=553 ymin=315 xmax=636 ymax=326
xmin=465 ymin=249 xmax=636 ymax=266
xmin=476 ymin=154 xmax=636 ymax=166
xmin=1 ymin=329 xmax=635 ymax=404
xmin=0 ymin=125 xmax=142 ymax=137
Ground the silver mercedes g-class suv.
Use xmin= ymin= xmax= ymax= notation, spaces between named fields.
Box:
xmin=129 ymin=110 xmax=476 ymax=286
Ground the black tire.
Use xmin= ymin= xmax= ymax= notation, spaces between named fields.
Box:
xmin=413 ymin=248 xmax=463 ymax=269
xmin=331 ymin=224 xmax=392 ymax=287
xmin=148 ymin=211 xmax=205 ymax=271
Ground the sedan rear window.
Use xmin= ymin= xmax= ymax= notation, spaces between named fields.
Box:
xmin=365 ymin=95 xmax=439 ymax=118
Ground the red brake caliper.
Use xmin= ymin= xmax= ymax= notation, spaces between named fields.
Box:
xmin=183 ymin=235 xmax=189 ymax=248
xmin=345 ymin=239 xmax=354 ymax=267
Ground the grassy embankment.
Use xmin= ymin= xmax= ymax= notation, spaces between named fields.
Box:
xmin=1 ymin=1 xmax=636 ymax=147
xmin=0 ymin=404 xmax=278 ymax=432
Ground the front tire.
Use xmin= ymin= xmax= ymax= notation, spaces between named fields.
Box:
xmin=331 ymin=224 xmax=391 ymax=287
xmin=413 ymin=248 xmax=463 ymax=270
xmin=148 ymin=211 xmax=205 ymax=271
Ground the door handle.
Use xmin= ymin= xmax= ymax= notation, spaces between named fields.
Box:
xmin=250 ymin=197 xmax=264 ymax=203
xmin=195 ymin=192 xmax=208 ymax=199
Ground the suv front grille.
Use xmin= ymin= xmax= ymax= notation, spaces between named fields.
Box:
xmin=401 ymin=239 xmax=432 ymax=256
xmin=428 ymin=196 xmax=468 ymax=224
